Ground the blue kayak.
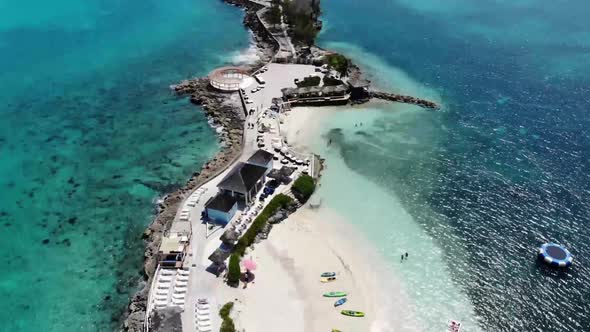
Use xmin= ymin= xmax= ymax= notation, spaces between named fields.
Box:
xmin=321 ymin=272 xmax=336 ymax=278
xmin=334 ymin=298 xmax=347 ymax=307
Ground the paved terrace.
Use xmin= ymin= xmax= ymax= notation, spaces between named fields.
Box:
xmin=146 ymin=62 xmax=321 ymax=332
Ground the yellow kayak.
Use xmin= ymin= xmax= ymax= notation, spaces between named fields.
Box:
xmin=320 ymin=276 xmax=337 ymax=283
xmin=341 ymin=310 xmax=365 ymax=317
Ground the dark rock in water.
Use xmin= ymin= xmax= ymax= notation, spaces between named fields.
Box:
xmin=4 ymin=222 xmax=11 ymax=227
xmin=67 ymin=217 xmax=77 ymax=225
xmin=0 ymin=211 xmax=8 ymax=217
xmin=42 ymin=239 xmax=50 ymax=245
xmin=179 ymin=130 xmax=189 ymax=137
xmin=68 ymin=177 xmax=75 ymax=184
xmin=112 ymin=174 xmax=123 ymax=179
xmin=104 ymin=295 xmax=112 ymax=301
xmin=50 ymin=155 xmax=58 ymax=162
xmin=62 ymin=238 xmax=72 ymax=247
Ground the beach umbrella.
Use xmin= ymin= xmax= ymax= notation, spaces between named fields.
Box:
xmin=242 ymin=258 xmax=257 ymax=271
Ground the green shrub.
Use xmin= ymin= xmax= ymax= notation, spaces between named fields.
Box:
xmin=233 ymin=194 xmax=294 ymax=256
xmin=296 ymin=75 xmax=321 ymax=87
xmin=220 ymin=319 xmax=235 ymax=332
xmin=219 ymin=302 xmax=236 ymax=332
xmin=219 ymin=302 xmax=234 ymax=319
xmin=227 ymin=254 xmax=241 ymax=287
xmin=264 ymin=1 xmax=282 ymax=25
xmin=325 ymin=53 xmax=349 ymax=78
xmin=292 ymin=175 xmax=315 ymax=203
xmin=283 ymin=0 xmax=318 ymax=46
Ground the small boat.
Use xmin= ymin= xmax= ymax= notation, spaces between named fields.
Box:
xmin=341 ymin=310 xmax=364 ymax=317
xmin=321 ymin=272 xmax=336 ymax=278
xmin=323 ymin=291 xmax=347 ymax=297
xmin=447 ymin=319 xmax=462 ymax=332
xmin=334 ymin=298 xmax=347 ymax=307
xmin=321 ymin=276 xmax=337 ymax=283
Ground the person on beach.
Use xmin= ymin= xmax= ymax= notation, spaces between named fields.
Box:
xmin=243 ymin=271 xmax=250 ymax=289
xmin=401 ymin=254 xmax=404 ymax=262
xmin=405 ymin=252 xmax=409 ymax=259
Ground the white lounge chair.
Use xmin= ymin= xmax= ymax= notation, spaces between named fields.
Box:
xmin=172 ymin=293 xmax=185 ymax=299
xmin=155 ymin=299 xmax=167 ymax=306
xmin=156 ymin=289 xmax=169 ymax=295
xmin=176 ymin=275 xmax=189 ymax=281
xmin=196 ymin=309 xmax=210 ymax=316
xmin=198 ymin=325 xmax=212 ymax=332
xmin=178 ymin=269 xmax=190 ymax=276
xmin=172 ymin=298 xmax=185 ymax=305
xmin=196 ymin=314 xmax=210 ymax=321
xmin=158 ymin=275 xmax=173 ymax=282
xmin=197 ymin=303 xmax=210 ymax=310
xmin=198 ymin=321 xmax=211 ymax=328
xmin=156 ymin=283 xmax=171 ymax=289
xmin=160 ymin=269 xmax=174 ymax=276
xmin=197 ymin=298 xmax=208 ymax=304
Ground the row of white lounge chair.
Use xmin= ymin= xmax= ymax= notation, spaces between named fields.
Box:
xmin=195 ymin=298 xmax=212 ymax=332
xmin=153 ymin=268 xmax=191 ymax=309
xmin=186 ymin=187 xmax=207 ymax=208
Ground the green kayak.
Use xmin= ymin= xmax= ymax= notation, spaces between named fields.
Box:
xmin=323 ymin=291 xmax=347 ymax=298
xmin=341 ymin=310 xmax=365 ymax=317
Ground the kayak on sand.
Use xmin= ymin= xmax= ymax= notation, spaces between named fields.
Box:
xmin=323 ymin=291 xmax=347 ymax=297
xmin=341 ymin=310 xmax=365 ymax=317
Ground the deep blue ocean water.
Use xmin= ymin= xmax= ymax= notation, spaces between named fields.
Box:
xmin=318 ymin=0 xmax=590 ymax=331
xmin=0 ymin=1 xmax=248 ymax=330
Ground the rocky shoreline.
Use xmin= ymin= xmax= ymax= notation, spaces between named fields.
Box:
xmin=122 ymin=82 xmax=244 ymax=331
xmin=121 ymin=1 xmax=284 ymax=331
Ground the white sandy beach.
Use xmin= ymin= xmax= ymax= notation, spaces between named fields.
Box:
xmin=204 ymin=106 xmax=423 ymax=332
xmin=213 ymin=205 xmax=422 ymax=332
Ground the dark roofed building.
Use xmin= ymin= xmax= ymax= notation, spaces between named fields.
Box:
xmin=218 ymin=162 xmax=267 ymax=204
xmin=247 ymin=149 xmax=274 ymax=171
xmin=322 ymin=84 xmax=348 ymax=96
xmin=347 ymin=76 xmax=370 ymax=100
xmin=204 ymin=193 xmax=238 ymax=224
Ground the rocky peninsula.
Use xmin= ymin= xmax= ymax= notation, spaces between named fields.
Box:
xmin=122 ymin=0 xmax=439 ymax=330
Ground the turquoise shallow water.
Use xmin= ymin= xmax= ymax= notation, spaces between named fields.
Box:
xmin=316 ymin=0 xmax=590 ymax=331
xmin=0 ymin=0 xmax=248 ymax=330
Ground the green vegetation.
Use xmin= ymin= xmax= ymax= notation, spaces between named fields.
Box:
xmin=219 ymin=302 xmax=236 ymax=332
xmin=283 ymin=0 xmax=319 ymax=46
xmin=264 ymin=0 xmax=282 ymax=26
xmin=325 ymin=53 xmax=349 ymax=78
xmin=292 ymin=174 xmax=315 ymax=203
xmin=227 ymin=254 xmax=241 ymax=287
xmin=233 ymin=194 xmax=294 ymax=257
xmin=296 ymin=75 xmax=321 ymax=87
xmin=323 ymin=75 xmax=344 ymax=86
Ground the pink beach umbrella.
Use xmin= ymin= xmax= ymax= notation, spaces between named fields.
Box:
xmin=242 ymin=258 xmax=257 ymax=271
